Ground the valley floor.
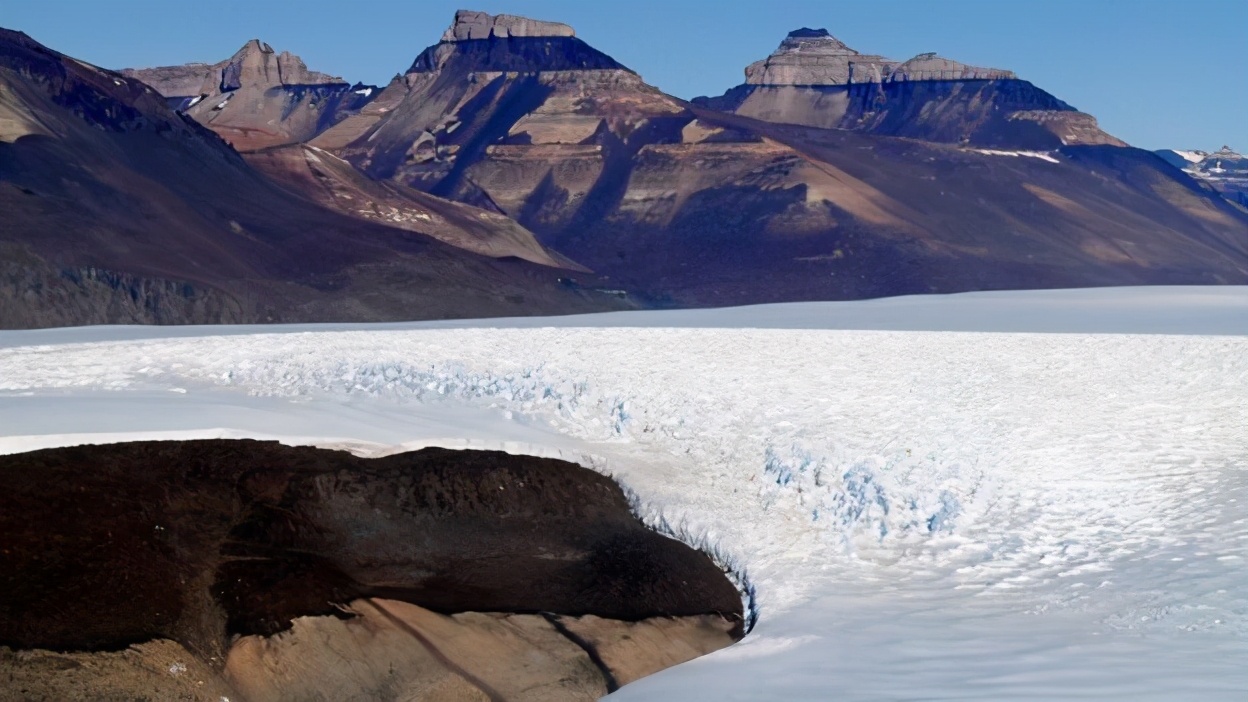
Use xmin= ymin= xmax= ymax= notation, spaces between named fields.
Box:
xmin=1 ymin=286 xmax=1245 ymax=700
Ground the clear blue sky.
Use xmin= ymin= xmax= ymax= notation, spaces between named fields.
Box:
xmin=4 ymin=0 xmax=1244 ymax=151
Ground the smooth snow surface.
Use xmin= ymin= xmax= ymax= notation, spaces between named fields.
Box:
xmin=1 ymin=287 xmax=1245 ymax=700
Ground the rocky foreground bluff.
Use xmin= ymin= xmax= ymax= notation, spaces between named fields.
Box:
xmin=0 ymin=441 xmax=743 ymax=701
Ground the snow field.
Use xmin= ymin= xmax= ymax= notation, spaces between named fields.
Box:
xmin=0 ymin=295 xmax=1245 ymax=699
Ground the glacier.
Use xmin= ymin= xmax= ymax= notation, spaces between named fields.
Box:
xmin=0 ymin=285 xmax=1245 ymax=700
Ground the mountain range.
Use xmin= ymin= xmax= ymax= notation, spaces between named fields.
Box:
xmin=2 ymin=9 xmax=1245 ymax=328
xmin=1155 ymin=146 xmax=1248 ymax=208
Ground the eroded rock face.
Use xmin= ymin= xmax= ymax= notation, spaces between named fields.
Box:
xmin=442 ymin=9 xmax=576 ymax=41
xmin=744 ymin=28 xmax=897 ymax=86
xmin=700 ymin=26 xmax=1118 ymax=148
xmin=0 ymin=440 xmax=743 ymax=650
xmin=122 ymin=39 xmax=373 ymax=151
xmin=889 ymin=51 xmax=1015 ymax=82
xmin=742 ymin=28 xmax=1013 ymax=87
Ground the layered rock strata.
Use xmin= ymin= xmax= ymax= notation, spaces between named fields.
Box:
xmin=699 ymin=27 xmax=1119 ymax=147
xmin=124 ymin=39 xmax=375 ymax=150
xmin=442 ymin=9 xmax=575 ymax=40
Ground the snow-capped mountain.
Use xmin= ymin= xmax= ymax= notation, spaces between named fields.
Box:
xmin=1156 ymin=146 xmax=1248 ymax=207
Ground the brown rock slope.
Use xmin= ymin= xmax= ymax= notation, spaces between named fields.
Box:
xmin=316 ymin=11 xmax=1248 ymax=308
xmin=0 ymin=440 xmax=743 ymax=701
xmin=0 ymin=28 xmax=622 ymax=328
xmin=244 ymin=143 xmax=583 ymax=269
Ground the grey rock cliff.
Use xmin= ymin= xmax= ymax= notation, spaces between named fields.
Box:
xmin=441 ymin=9 xmax=575 ymax=41
xmin=742 ymin=28 xmax=1013 ymax=86
xmin=745 ymin=28 xmax=896 ymax=86
xmin=888 ymin=51 xmax=1014 ymax=81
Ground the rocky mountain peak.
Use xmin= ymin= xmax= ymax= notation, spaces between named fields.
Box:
xmin=888 ymin=52 xmax=1015 ymax=81
xmin=744 ymin=28 xmax=1015 ymax=86
xmin=778 ymin=27 xmax=856 ymax=54
xmin=408 ymin=10 xmax=625 ymax=74
xmin=219 ymin=39 xmax=343 ymax=91
xmin=745 ymin=28 xmax=893 ymax=85
xmin=123 ymin=40 xmax=344 ymax=99
xmin=441 ymin=9 xmax=575 ymax=41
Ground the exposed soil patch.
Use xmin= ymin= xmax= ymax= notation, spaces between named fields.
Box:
xmin=0 ymin=440 xmax=743 ymax=666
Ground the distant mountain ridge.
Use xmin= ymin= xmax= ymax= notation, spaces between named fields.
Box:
xmin=297 ymin=11 xmax=1246 ymax=306
xmin=695 ymin=28 xmax=1122 ymax=149
xmin=123 ymin=39 xmax=376 ymax=151
xmin=1155 ymin=146 xmax=1248 ymax=208
xmin=2 ymin=9 xmax=1247 ymax=328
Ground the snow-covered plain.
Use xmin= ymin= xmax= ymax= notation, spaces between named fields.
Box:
xmin=1 ymin=286 xmax=1245 ymax=700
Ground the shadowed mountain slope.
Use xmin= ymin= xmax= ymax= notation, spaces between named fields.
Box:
xmin=0 ymin=28 xmax=622 ymax=328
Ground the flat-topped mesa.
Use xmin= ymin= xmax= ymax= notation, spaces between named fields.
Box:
xmin=744 ymin=28 xmax=896 ymax=86
xmin=888 ymin=52 xmax=1015 ymax=82
xmin=441 ymin=9 xmax=575 ymax=40
xmin=743 ymin=28 xmax=1014 ymax=86
xmin=408 ymin=10 xmax=628 ymax=74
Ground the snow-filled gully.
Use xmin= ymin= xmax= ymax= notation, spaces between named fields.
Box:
xmin=1 ymin=321 xmax=1245 ymax=700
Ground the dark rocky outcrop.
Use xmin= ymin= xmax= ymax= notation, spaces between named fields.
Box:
xmin=0 ymin=440 xmax=743 ymax=652
xmin=696 ymin=27 xmax=1122 ymax=148
xmin=0 ymin=440 xmax=741 ymax=700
